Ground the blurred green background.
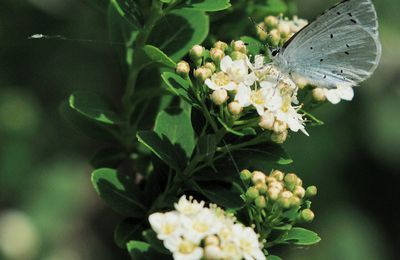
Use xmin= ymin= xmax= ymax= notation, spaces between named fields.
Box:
xmin=0 ymin=0 xmax=398 ymax=259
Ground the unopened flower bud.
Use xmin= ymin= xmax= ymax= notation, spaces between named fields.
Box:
xmin=210 ymin=48 xmax=225 ymax=63
xmin=265 ymin=176 xmax=276 ymax=183
xmin=293 ymin=75 xmax=308 ymax=89
xmin=300 ymin=209 xmax=315 ymax=222
xmin=264 ymin=16 xmax=279 ymax=29
xmin=205 ymin=245 xmax=222 ymax=259
xmin=289 ymin=196 xmax=301 ymax=207
xmin=176 ymin=60 xmax=190 ymax=77
xmin=252 ymin=171 xmax=266 ymax=184
xmin=284 ymin=173 xmax=298 ymax=191
xmin=293 ymin=186 xmax=306 ymax=198
xmin=312 ymin=88 xmax=326 ymax=102
xmin=278 ymin=22 xmax=291 ymax=37
xmin=269 ymin=181 xmax=283 ymax=191
xmin=256 ymin=23 xmax=268 ymax=41
xmin=255 ymin=183 xmax=268 ymax=195
xmin=269 ymin=29 xmax=281 ymax=46
xmin=228 ymin=101 xmax=243 ymax=115
xmin=210 ymin=89 xmax=228 ymax=105
xmin=278 ymin=197 xmax=291 ymax=209
xmin=272 ymin=120 xmax=287 ymax=133
xmin=205 ymin=235 xmax=219 ymax=246
xmin=305 ymin=185 xmax=318 ymax=198
xmin=271 ymin=170 xmax=284 ymax=181
xmin=271 ymin=129 xmax=288 ymax=144
xmin=296 ymin=177 xmax=303 ymax=187
xmin=259 ymin=110 xmax=275 ymax=130
xmin=240 ymin=169 xmax=252 ymax=181
xmin=194 ymin=67 xmax=212 ymax=82
xmin=246 ymin=187 xmax=259 ymax=201
xmin=214 ymin=41 xmax=228 ymax=51
xmin=280 ymin=190 xmax=293 ymax=199
xmin=203 ymin=62 xmax=216 ymax=73
xmin=189 ymin=45 xmax=204 ymax=63
xmin=231 ymin=40 xmax=247 ymax=54
xmin=255 ymin=196 xmax=267 ymax=208
xmin=230 ymin=51 xmax=247 ymax=61
xmin=267 ymin=187 xmax=280 ymax=200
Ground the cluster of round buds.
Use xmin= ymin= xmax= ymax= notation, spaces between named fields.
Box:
xmin=256 ymin=15 xmax=308 ymax=46
xmin=240 ymin=169 xmax=317 ymax=223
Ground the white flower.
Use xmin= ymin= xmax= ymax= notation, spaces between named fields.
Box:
xmin=275 ymin=106 xmax=308 ymax=135
xmin=148 ymin=212 xmax=181 ymax=240
xmin=164 ymin=236 xmax=203 ymax=260
xmin=181 ymin=208 xmax=222 ymax=244
xmin=174 ymin=195 xmax=205 ymax=216
xmin=220 ymin=56 xmax=255 ymax=86
xmin=219 ymin=241 xmax=243 ymax=260
xmin=205 ymin=71 xmax=236 ymax=91
xmin=324 ymin=85 xmax=354 ymax=104
xmin=232 ymin=224 xmax=266 ymax=260
xmin=235 ymin=84 xmax=275 ymax=115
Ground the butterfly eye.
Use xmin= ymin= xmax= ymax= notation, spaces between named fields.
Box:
xmin=271 ymin=49 xmax=280 ymax=56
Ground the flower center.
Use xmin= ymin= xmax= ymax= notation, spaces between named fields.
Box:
xmin=179 ymin=240 xmax=196 ymax=254
xmin=251 ymin=90 xmax=265 ymax=105
xmin=193 ymin=222 xmax=209 ymax=233
xmin=162 ymin=223 xmax=176 ymax=235
xmin=213 ymin=72 xmax=230 ymax=86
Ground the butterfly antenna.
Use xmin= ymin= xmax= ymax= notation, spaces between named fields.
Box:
xmin=27 ymin=34 xmax=125 ymax=46
xmin=247 ymin=17 xmax=273 ymax=53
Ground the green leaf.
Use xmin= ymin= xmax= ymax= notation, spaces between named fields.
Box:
xmin=267 ymin=255 xmax=282 ymax=260
xmin=260 ymin=0 xmax=287 ymax=14
xmin=161 ymin=72 xmax=197 ymax=106
xmin=91 ymin=146 xmax=127 ymax=169
xmin=217 ymin=117 xmax=246 ymax=137
xmin=111 ymin=0 xmax=142 ymax=28
xmin=283 ymin=227 xmax=321 ymax=246
xmin=69 ymin=91 xmax=122 ymax=125
xmin=154 ymin=107 xmax=195 ymax=158
xmin=182 ymin=0 xmax=231 ymax=11
xmin=142 ymin=45 xmax=177 ymax=68
xmin=195 ymin=134 xmax=216 ymax=162
xmin=91 ymin=168 xmax=147 ymax=217
xmin=115 ymin=218 xmax=143 ymax=248
xmin=137 ymin=131 xmax=186 ymax=171
xmin=60 ymin=102 xmax=118 ymax=141
xmin=240 ymin=36 xmax=264 ymax=56
xmin=192 ymin=181 xmax=245 ymax=208
xmin=148 ymin=8 xmax=209 ymax=61
xmin=127 ymin=240 xmax=167 ymax=259
xmin=143 ymin=229 xmax=170 ymax=254
xmin=231 ymin=143 xmax=293 ymax=172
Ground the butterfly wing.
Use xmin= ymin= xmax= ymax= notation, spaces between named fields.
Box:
xmin=274 ymin=0 xmax=381 ymax=88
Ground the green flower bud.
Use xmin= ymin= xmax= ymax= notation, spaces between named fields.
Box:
xmin=289 ymin=196 xmax=301 ymax=207
xmin=255 ymin=183 xmax=268 ymax=195
xmin=214 ymin=41 xmax=228 ymax=51
xmin=271 ymin=129 xmax=288 ymax=144
xmin=210 ymin=48 xmax=225 ymax=63
xmin=189 ymin=45 xmax=204 ymax=63
xmin=230 ymin=51 xmax=247 ymax=61
xmin=312 ymin=88 xmax=326 ymax=102
xmin=256 ymin=23 xmax=268 ymax=41
xmin=176 ymin=60 xmax=190 ymax=77
xmin=210 ymin=89 xmax=228 ymax=105
xmin=278 ymin=197 xmax=291 ymax=209
xmin=228 ymin=101 xmax=243 ymax=115
xmin=293 ymin=186 xmax=306 ymax=198
xmin=193 ymin=67 xmax=212 ymax=82
xmin=300 ymin=209 xmax=315 ymax=222
xmin=240 ymin=169 xmax=252 ymax=181
xmin=264 ymin=16 xmax=279 ymax=29
xmin=305 ymin=185 xmax=318 ymax=198
xmin=272 ymin=120 xmax=287 ymax=133
xmin=255 ymin=196 xmax=267 ymax=208
xmin=246 ymin=187 xmax=259 ymax=201
xmin=203 ymin=62 xmax=216 ymax=73
xmin=231 ymin=40 xmax=247 ymax=54
xmin=284 ymin=173 xmax=298 ymax=191
xmin=271 ymin=170 xmax=284 ymax=181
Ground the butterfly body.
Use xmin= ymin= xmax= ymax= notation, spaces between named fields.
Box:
xmin=271 ymin=0 xmax=381 ymax=89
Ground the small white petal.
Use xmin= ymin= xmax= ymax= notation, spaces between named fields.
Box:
xmin=220 ymin=56 xmax=233 ymax=73
xmin=337 ymin=85 xmax=354 ymax=101
xmin=325 ymin=89 xmax=341 ymax=104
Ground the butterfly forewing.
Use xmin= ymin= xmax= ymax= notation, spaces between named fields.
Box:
xmin=275 ymin=0 xmax=381 ymax=88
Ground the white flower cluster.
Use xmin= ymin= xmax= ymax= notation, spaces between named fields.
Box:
xmin=149 ymin=195 xmax=265 ymax=260
xmin=205 ymin=55 xmax=308 ymax=136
